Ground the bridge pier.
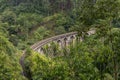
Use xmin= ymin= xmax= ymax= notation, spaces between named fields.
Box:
xmin=37 ymin=47 xmax=44 ymax=54
xmin=64 ymin=37 xmax=67 ymax=47
xmin=57 ymin=40 xmax=63 ymax=49
xmin=70 ymin=35 xmax=76 ymax=46
xmin=31 ymin=32 xmax=78 ymax=54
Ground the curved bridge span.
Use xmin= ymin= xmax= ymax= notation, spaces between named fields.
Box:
xmin=31 ymin=32 xmax=77 ymax=54
xmin=20 ymin=32 xmax=77 ymax=78
xmin=20 ymin=30 xmax=95 ymax=78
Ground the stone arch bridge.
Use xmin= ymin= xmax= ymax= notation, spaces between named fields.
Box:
xmin=20 ymin=30 xmax=95 ymax=78
xmin=31 ymin=32 xmax=77 ymax=54
xmin=30 ymin=30 xmax=95 ymax=54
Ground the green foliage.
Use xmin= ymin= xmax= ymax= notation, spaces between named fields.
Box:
xmin=0 ymin=0 xmax=120 ymax=80
xmin=26 ymin=53 xmax=68 ymax=80
xmin=0 ymin=22 xmax=9 ymax=37
xmin=95 ymin=0 xmax=120 ymax=19
xmin=0 ymin=35 xmax=16 ymax=55
xmin=24 ymin=27 xmax=120 ymax=80
xmin=0 ymin=8 xmax=16 ymax=25
xmin=24 ymin=49 xmax=95 ymax=80
xmin=0 ymin=35 xmax=27 ymax=80
xmin=33 ymin=27 xmax=51 ymax=41
xmin=0 ymin=52 xmax=27 ymax=80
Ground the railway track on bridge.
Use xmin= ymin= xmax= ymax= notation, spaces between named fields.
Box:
xmin=20 ymin=32 xmax=78 ymax=79
xmin=31 ymin=32 xmax=77 ymax=51
xmin=20 ymin=29 xmax=95 ymax=79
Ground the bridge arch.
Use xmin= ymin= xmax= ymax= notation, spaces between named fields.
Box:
xmin=30 ymin=29 xmax=95 ymax=54
xmin=31 ymin=32 xmax=77 ymax=54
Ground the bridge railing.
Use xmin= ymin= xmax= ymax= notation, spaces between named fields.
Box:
xmin=31 ymin=32 xmax=77 ymax=51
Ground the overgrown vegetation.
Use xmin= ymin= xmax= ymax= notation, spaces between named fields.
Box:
xmin=0 ymin=0 xmax=120 ymax=80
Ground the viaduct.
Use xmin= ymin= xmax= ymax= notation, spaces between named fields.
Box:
xmin=20 ymin=30 xmax=95 ymax=79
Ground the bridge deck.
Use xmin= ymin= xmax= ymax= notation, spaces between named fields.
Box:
xmin=31 ymin=32 xmax=77 ymax=50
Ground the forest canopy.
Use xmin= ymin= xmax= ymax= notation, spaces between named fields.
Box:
xmin=0 ymin=0 xmax=120 ymax=80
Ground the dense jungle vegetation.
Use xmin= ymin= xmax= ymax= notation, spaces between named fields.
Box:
xmin=0 ymin=0 xmax=120 ymax=80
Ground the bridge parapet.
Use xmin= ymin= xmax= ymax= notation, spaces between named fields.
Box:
xmin=31 ymin=29 xmax=95 ymax=54
xmin=31 ymin=32 xmax=77 ymax=53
